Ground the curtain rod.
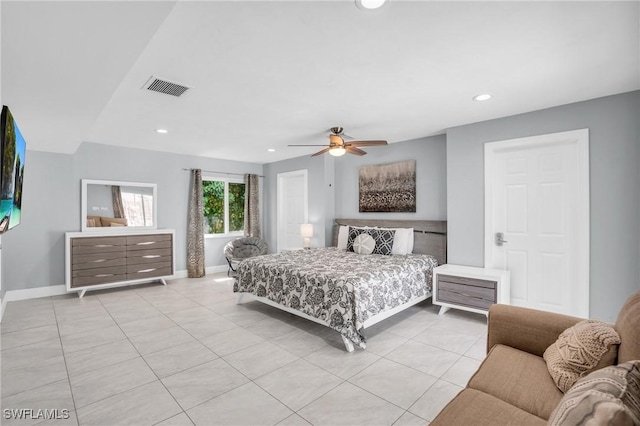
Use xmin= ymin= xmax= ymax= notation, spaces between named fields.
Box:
xmin=181 ymin=168 xmax=264 ymax=178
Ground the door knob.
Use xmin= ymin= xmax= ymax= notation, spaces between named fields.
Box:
xmin=495 ymin=232 xmax=508 ymax=246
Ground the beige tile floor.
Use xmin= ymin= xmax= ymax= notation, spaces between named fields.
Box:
xmin=0 ymin=274 xmax=488 ymax=426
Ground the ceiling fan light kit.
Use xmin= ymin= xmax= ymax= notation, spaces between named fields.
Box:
xmin=329 ymin=147 xmax=346 ymax=157
xmin=289 ymin=126 xmax=389 ymax=157
xmin=356 ymin=0 xmax=387 ymax=10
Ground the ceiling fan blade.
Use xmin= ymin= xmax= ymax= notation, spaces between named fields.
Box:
xmin=347 ymin=140 xmax=388 ymax=147
xmin=329 ymin=134 xmax=344 ymax=145
xmin=346 ymin=146 xmax=367 ymax=156
xmin=288 ymin=144 xmax=331 ymax=147
xmin=311 ymin=147 xmax=332 ymax=157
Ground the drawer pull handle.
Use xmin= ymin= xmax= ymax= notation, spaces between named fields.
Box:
xmin=93 ymin=259 xmax=107 ymax=263
xmin=142 ymin=255 xmax=161 ymax=259
xmin=95 ymin=274 xmax=114 ymax=278
xmin=136 ymin=242 xmax=156 ymax=246
xmin=138 ymin=268 xmax=156 ymax=273
xmin=95 ymin=244 xmax=114 ymax=248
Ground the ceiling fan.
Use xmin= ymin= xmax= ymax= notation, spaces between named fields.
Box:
xmin=289 ymin=127 xmax=388 ymax=157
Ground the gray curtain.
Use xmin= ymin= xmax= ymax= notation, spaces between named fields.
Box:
xmin=111 ymin=185 xmax=125 ymax=218
xmin=187 ymin=169 xmax=205 ymax=278
xmin=244 ymin=173 xmax=261 ymax=238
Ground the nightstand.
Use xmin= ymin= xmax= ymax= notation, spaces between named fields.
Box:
xmin=433 ymin=264 xmax=510 ymax=316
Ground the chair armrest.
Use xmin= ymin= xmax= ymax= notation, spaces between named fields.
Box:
xmin=487 ymin=304 xmax=583 ymax=357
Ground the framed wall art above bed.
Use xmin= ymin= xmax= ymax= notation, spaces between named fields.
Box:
xmin=359 ymin=160 xmax=416 ymax=213
xmin=234 ymin=218 xmax=447 ymax=352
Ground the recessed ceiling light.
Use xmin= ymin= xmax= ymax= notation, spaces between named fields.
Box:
xmin=473 ymin=94 xmax=492 ymax=102
xmin=267 ymin=148 xmax=276 ymax=152
xmin=356 ymin=0 xmax=386 ymax=10
xmin=156 ymin=128 xmax=168 ymax=134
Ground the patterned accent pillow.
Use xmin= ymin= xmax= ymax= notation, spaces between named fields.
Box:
xmin=369 ymin=228 xmax=395 ymax=256
xmin=544 ymin=319 xmax=620 ymax=392
xmin=347 ymin=227 xmax=395 ymax=255
xmin=353 ymin=233 xmax=375 ymax=255
xmin=548 ymin=360 xmax=640 ymax=425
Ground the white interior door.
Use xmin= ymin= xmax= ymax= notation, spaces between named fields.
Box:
xmin=485 ymin=129 xmax=589 ymax=317
xmin=277 ymin=170 xmax=308 ymax=251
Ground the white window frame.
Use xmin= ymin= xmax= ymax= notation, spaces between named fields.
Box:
xmin=203 ymin=176 xmax=245 ymax=238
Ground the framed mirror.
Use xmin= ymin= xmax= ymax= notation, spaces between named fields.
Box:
xmin=81 ymin=179 xmax=157 ymax=232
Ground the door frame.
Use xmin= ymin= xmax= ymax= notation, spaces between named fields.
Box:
xmin=277 ymin=169 xmax=308 ymax=252
xmin=484 ymin=128 xmax=590 ymax=315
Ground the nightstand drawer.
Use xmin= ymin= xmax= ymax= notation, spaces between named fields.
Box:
xmin=437 ymin=274 xmax=496 ymax=289
xmin=437 ymin=275 xmax=498 ymax=311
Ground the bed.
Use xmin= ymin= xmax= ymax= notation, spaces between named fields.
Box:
xmin=233 ymin=219 xmax=447 ymax=351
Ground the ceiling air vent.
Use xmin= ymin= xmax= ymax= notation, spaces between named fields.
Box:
xmin=142 ymin=76 xmax=191 ymax=97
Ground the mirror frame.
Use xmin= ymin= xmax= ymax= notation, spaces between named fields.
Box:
xmin=81 ymin=179 xmax=158 ymax=232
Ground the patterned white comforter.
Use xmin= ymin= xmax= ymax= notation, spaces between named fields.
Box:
xmin=233 ymin=247 xmax=438 ymax=348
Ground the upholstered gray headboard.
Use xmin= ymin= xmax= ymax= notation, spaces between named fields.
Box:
xmin=332 ymin=218 xmax=447 ymax=265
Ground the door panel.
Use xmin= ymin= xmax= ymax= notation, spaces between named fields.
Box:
xmin=485 ymin=129 xmax=589 ymax=317
xmin=277 ymin=170 xmax=308 ymax=251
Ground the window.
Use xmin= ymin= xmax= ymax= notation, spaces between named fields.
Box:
xmin=121 ymin=190 xmax=154 ymax=226
xmin=202 ymin=178 xmax=245 ymax=235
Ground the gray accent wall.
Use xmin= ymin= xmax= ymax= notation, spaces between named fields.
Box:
xmin=2 ymin=142 xmax=263 ymax=291
xmin=446 ymin=91 xmax=640 ymax=322
xmin=334 ymin=134 xmax=447 ymax=220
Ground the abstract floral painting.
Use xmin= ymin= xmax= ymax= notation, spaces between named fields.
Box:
xmin=359 ymin=160 xmax=416 ymax=212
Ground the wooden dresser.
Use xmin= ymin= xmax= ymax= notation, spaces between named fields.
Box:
xmin=65 ymin=229 xmax=175 ymax=297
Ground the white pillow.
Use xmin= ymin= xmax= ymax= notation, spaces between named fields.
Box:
xmin=337 ymin=225 xmax=349 ymax=249
xmin=353 ymin=233 xmax=375 ymax=255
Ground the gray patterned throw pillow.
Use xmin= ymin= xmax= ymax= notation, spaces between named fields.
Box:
xmin=369 ymin=228 xmax=395 ymax=255
xmin=347 ymin=226 xmax=395 ymax=256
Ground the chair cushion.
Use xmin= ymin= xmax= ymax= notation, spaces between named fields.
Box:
xmin=548 ymin=360 xmax=640 ymax=425
xmin=615 ymin=291 xmax=640 ymax=363
xmin=468 ymin=344 xmax=564 ymax=419
xmin=431 ymin=388 xmax=546 ymax=426
xmin=230 ymin=237 xmax=268 ymax=259
xmin=543 ymin=319 xmax=620 ymax=392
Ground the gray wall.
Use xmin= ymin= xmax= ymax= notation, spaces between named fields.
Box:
xmin=334 ymin=134 xmax=447 ymax=220
xmin=446 ymin=91 xmax=640 ymax=322
xmin=2 ymin=142 xmax=263 ymax=291
xmin=262 ymin=135 xmax=447 ymax=252
xmin=263 ymin=154 xmax=333 ymax=252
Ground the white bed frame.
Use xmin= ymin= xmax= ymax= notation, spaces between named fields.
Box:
xmin=236 ymin=219 xmax=447 ymax=352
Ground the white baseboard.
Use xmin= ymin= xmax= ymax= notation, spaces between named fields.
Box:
xmin=173 ymin=265 xmax=228 ymax=278
xmin=0 ymin=285 xmax=67 ymax=322
xmin=0 ymin=265 xmax=230 ymax=322
xmin=0 ymin=296 xmax=7 ymax=322
xmin=5 ymin=285 xmax=68 ymax=302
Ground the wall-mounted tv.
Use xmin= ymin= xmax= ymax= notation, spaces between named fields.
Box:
xmin=0 ymin=105 xmax=27 ymax=234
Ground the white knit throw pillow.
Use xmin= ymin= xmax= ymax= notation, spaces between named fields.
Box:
xmin=544 ymin=319 xmax=620 ymax=393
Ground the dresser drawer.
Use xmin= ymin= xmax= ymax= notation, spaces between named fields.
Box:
xmin=71 ymin=265 xmax=127 ymax=288
xmin=126 ymin=248 xmax=172 ymax=265
xmin=127 ymin=234 xmax=172 ymax=251
xmin=72 ymin=236 xmax=127 ymax=255
xmin=127 ymin=264 xmax=173 ymax=280
xmin=72 ymin=252 xmax=127 ymax=271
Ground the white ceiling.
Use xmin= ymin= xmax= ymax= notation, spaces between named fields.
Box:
xmin=2 ymin=1 xmax=639 ymax=164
